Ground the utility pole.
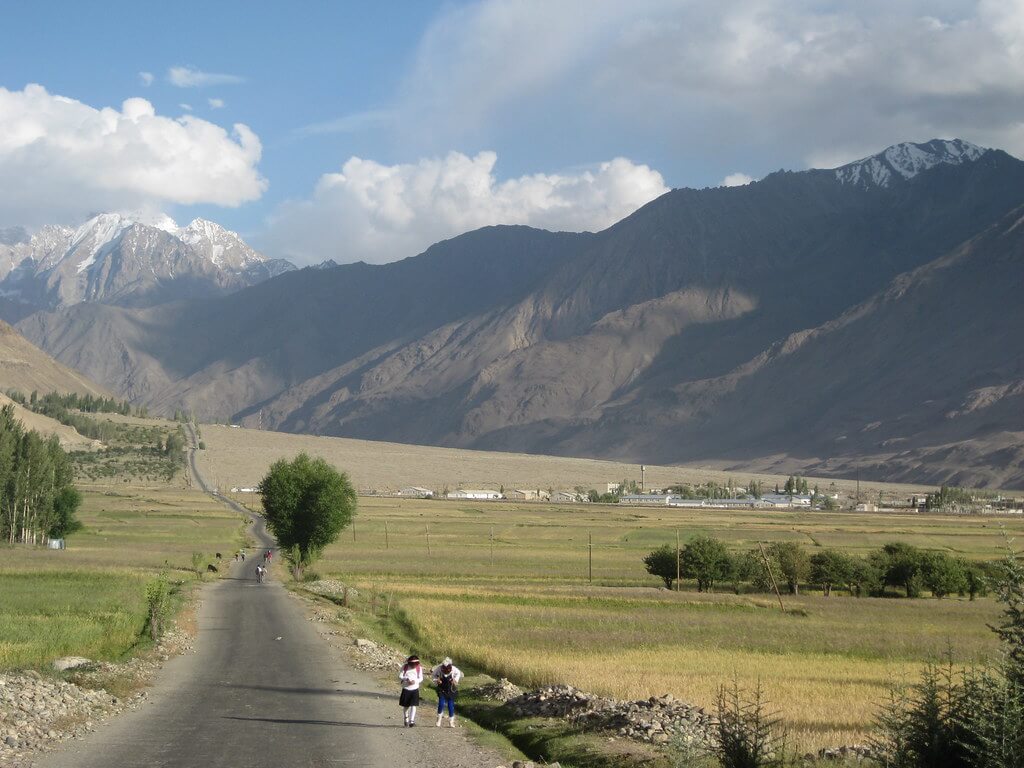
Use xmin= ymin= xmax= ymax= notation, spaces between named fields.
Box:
xmin=676 ymin=530 xmax=680 ymax=592
xmin=758 ymin=541 xmax=786 ymax=613
xmin=588 ymin=531 xmax=593 ymax=585
xmin=384 ymin=521 xmax=389 ymax=550
xmin=641 ymin=465 xmax=646 ymax=493
xmin=426 ymin=524 xmax=431 ymax=556
xmin=489 ymin=526 xmax=494 ymax=566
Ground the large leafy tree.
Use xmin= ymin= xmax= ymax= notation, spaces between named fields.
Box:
xmin=681 ymin=535 xmax=731 ymax=592
xmin=810 ymin=549 xmax=853 ymax=597
xmin=769 ymin=541 xmax=811 ymax=595
xmin=643 ymin=544 xmax=678 ymax=589
xmin=258 ymin=453 xmax=357 ymax=574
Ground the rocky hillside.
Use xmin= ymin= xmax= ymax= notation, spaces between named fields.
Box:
xmin=18 ymin=140 xmax=1024 ymax=487
xmin=0 ymin=320 xmax=109 ymax=399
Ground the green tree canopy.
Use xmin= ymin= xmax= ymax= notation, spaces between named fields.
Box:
xmin=769 ymin=541 xmax=810 ymax=595
xmin=258 ymin=453 xmax=357 ymax=571
xmin=920 ymin=551 xmax=967 ymax=598
xmin=643 ymin=544 xmax=678 ymax=589
xmin=872 ymin=542 xmax=925 ymax=597
xmin=810 ymin=549 xmax=854 ymax=597
xmin=681 ymin=535 xmax=731 ymax=592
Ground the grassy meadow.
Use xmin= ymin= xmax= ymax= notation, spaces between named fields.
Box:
xmin=1 ymin=484 xmax=246 ymax=671
xmin=306 ymin=496 xmax=1024 ymax=751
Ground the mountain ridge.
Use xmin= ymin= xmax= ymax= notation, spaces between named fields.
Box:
xmin=17 ymin=138 xmax=1024 ymax=488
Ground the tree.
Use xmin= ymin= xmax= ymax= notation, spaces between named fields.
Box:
xmin=729 ymin=550 xmax=760 ymax=594
xmin=810 ymin=549 xmax=853 ymax=597
xmin=873 ymin=543 xmax=925 ymax=597
xmin=769 ymin=541 xmax=810 ymax=595
xmin=643 ymin=544 xmax=678 ymax=589
xmin=681 ymin=535 xmax=731 ymax=592
xmin=847 ymin=557 xmax=881 ymax=598
xmin=48 ymin=487 xmax=83 ymax=539
xmin=258 ymin=453 xmax=357 ymax=577
xmin=920 ymin=552 xmax=967 ymax=599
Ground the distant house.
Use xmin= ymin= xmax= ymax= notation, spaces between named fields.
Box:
xmin=505 ymin=489 xmax=544 ymax=501
xmin=855 ymin=502 xmax=879 ymax=512
xmin=606 ymin=483 xmax=621 ymax=494
xmin=669 ymin=497 xmax=770 ymax=509
xmin=445 ymin=489 xmax=502 ymax=500
xmin=620 ymin=494 xmax=674 ymax=505
xmin=761 ymin=494 xmax=812 ymax=508
xmin=398 ymin=486 xmax=434 ymax=498
xmin=550 ymin=490 xmax=582 ymax=503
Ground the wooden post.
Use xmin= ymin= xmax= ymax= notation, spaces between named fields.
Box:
xmin=490 ymin=526 xmax=494 ymax=565
xmin=758 ymin=541 xmax=786 ymax=613
xmin=426 ymin=524 xmax=431 ymax=556
xmin=384 ymin=520 xmax=389 ymax=550
xmin=352 ymin=519 xmax=356 ymax=542
xmin=588 ymin=531 xmax=593 ymax=585
xmin=676 ymin=529 xmax=680 ymax=592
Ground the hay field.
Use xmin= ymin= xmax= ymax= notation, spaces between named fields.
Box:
xmin=311 ymin=496 xmax=1024 ymax=751
xmin=1 ymin=485 xmax=246 ymax=671
xmin=199 ymin=423 xmax=933 ymax=501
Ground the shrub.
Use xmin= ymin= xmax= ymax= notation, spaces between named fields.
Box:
xmin=714 ymin=680 xmax=787 ymax=768
xmin=644 ymin=544 xmax=678 ymax=589
xmin=144 ymin=575 xmax=171 ymax=641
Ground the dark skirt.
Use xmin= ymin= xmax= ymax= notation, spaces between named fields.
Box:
xmin=399 ymin=688 xmax=420 ymax=707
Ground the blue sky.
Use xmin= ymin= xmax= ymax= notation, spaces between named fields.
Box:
xmin=1 ymin=1 xmax=1022 ymax=264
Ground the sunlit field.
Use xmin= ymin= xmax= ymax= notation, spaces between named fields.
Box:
xmin=311 ymin=496 xmax=1023 ymax=751
xmin=1 ymin=485 xmax=246 ymax=671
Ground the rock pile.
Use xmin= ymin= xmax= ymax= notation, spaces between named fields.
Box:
xmin=810 ymin=744 xmax=876 ymax=762
xmin=304 ymin=580 xmax=359 ymax=602
xmin=472 ymin=678 xmax=523 ymax=703
xmin=0 ymin=625 xmax=193 ymax=767
xmin=350 ymin=638 xmax=404 ymax=671
xmin=505 ymin=686 xmax=716 ymax=748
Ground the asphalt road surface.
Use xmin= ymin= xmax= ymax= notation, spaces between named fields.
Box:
xmin=37 ymin=435 xmax=494 ymax=768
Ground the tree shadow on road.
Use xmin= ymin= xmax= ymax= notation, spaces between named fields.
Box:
xmin=223 ymin=716 xmax=397 ymax=729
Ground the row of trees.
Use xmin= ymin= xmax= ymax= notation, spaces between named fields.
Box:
xmin=644 ymin=537 xmax=992 ymax=599
xmin=0 ymin=404 xmax=82 ymax=544
xmin=7 ymin=389 xmax=140 ymax=417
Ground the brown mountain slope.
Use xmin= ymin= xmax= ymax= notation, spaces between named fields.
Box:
xmin=0 ymin=392 xmax=97 ymax=449
xmin=0 ymin=320 xmax=110 ymax=398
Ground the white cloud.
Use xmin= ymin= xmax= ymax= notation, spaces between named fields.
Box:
xmin=296 ymin=109 xmax=394 ymax=136
xmin=207 ymin=97 xmax=225 ymax=109
xmin=179 ymin=103 xmax=193 ymax=112
xmin=720 ymin=172 xmax=755 ymax=187
xmin=138 ymin=71 xmax=154 ymax=87
xmin=0 ymin=84 xmax=266 ymax=228
xmin=167 ymin=65 xmax=244 ymax=88
xmin=263 ymin=151 xmax=668 ymax=265
xmin=397 ymin=0 xmax=1024 ymax=169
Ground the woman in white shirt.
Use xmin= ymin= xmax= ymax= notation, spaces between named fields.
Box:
xmin=398 ymin=655 xmax=424 ymax=726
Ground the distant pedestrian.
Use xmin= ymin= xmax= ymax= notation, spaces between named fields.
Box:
xmin=431 ymin=657 xmax=463 ymax=727
xmin=255 ymin=564 xmax=266 ymax=583
xmin=399 ymin=655 xmax=423 ymax=727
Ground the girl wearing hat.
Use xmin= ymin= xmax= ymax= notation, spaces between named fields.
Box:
xmin=399 ymin=655 xmax=423 ymax=726
xmin=431 ymin=657 xmax=463 ymax=727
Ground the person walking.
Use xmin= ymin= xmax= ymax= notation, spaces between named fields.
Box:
xmin=399 ymin=655 xmax=423 ymax=727
xmin=431 ymin=657 xmax=463 ymax=727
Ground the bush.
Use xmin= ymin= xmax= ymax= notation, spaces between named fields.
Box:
xmin=713 ymin=680 xmax=787 ymax=768
xmin=145 ymin=575 xmax=171 ymax=641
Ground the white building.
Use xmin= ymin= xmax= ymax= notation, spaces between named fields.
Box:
xmin=620 ymin=494 xmax=674 ymax=505
xmin=505 ymin=489 xmax=547 ymax=501
xmin=760 ymin=494 xmax=813 ymax=508
xmin=550 ymin=490 xmax=583 ymax=503
xmin=445 ymin=489 xmax=502 ymax=500
xmin=398 ymin=486 xmax=434 ymax=498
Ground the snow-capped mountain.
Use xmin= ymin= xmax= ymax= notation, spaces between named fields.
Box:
xmin=834 ymin=138 xmax=988 ymax=188
xmin=0 ymin=213 xmax=294 ymax=314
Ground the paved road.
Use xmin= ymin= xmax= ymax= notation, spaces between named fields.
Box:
xmin=38 ymin=433 xmax=482 ymax=768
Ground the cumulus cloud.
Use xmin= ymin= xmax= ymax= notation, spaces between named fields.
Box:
xmin=208 ymin=97 xmax=225 ymax=109
xmin=262 ymin=151 xmax=667 ymax=265
xmin=0 ymin=84 xmax=266 ymax=228
xmin=179 ymin=103 xmax=193 ymax=112
xmin=138 ymin=71 xmax=154 ymax=87
xmin=398 ymin=0 xmax=1024 ymax=169
xmin=720 ymin=172 xmax=755 ymax=187
xmin=167 ymin=65 xmax=244 ymax=88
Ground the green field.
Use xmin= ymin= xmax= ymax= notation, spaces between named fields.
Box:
xmin=1 ymin=485 xmax=246 ymax=671
xmin=307 ymin=496 xmax=1024 ymax=751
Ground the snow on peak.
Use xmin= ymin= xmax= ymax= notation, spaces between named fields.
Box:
xmin=177 ymin=218 xmax=264 ymax=268
xmin=834 ymin=139 xmax=988 ymax=188
xmin=71 ymin=213 xmax=135 ymax=274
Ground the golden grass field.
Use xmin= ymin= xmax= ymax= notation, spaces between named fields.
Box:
xmin=1 ymin=484 xmax=246 ymax=671
xmin=299 ymin=495 xmax=1024 ymax=752
xmin=200 ymin=423 xmax=937 ymax=502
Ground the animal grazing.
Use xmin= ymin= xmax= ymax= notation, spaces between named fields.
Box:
xmin=207 ymin=564 xmax=218 ymax=573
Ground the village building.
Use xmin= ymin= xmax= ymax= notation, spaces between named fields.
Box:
xmin=445 ymin=489 xmax=503 ymax=500
xmin=504 ymin=489 xmax=546 ymax=501
xmin=398 ymin=486 xmax=434 ymax=498
xmin=550 ymin=490 xmax=583 ymax=503
xmin=620 ymin=494 xmax=674 ymax=505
